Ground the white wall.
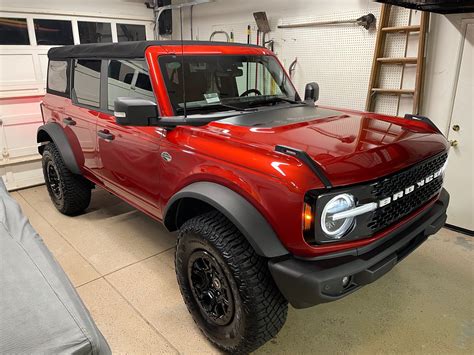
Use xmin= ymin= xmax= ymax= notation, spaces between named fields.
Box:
xmin=173 ymin=0 xmax=380 ymax=38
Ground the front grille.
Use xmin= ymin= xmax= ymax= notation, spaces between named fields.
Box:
xmin=309 ymin=152 xmax=447 ymax=245
xmin=367 ymin=152 xmax=447 ymax=233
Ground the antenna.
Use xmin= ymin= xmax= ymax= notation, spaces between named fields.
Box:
xmin=179 ymin=7 xmax=187 ymax=118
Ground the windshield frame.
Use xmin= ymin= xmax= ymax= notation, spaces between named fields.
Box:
xmin=158 ymin=53 xmax=301 ymax=116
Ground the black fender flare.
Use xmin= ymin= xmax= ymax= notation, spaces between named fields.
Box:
xmin=37 ymin=122 xmax=82 ymax=175
xmin=163 ymin=182 xmax=289 ymax=258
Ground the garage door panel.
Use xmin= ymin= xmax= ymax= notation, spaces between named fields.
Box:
xmin=0 ymin=54 xmax=36 ymax=83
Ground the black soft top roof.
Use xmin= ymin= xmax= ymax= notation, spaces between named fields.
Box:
xmin=48 ymin=40 xmax=262 ymax=60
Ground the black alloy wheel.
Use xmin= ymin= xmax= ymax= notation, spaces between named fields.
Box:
xmin=188 ymin=250 xmax=235 ymax=326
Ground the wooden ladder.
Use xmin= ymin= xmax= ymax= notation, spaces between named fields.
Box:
xmin=365 ymin=4 xmax=429 ymax=115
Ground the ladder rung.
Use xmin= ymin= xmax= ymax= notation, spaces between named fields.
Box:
xmin=377 ymin=57 xmax=417 ymax=64
xmin=372 ymin=88 xmax=415 ymax=95
xmin=382 ymin=25 xmax=421 ymax=33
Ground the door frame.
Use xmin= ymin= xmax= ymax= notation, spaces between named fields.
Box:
xmin=446 ymin=18 xmax=474 ymax=133
xmin=444 ymin=18 xmax=474 ymax=235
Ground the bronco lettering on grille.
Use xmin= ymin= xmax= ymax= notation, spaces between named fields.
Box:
xmin=378 ymin=167 xmax=444 ymax=208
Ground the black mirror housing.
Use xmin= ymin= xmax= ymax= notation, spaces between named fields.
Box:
xmin=304 ymin=82 xmax=319 ymax=103
xmin=114 ymin=97 xmax=159 ymax=126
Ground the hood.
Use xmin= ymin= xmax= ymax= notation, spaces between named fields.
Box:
xmin=210 ymin=105 xmax=448 ymax=186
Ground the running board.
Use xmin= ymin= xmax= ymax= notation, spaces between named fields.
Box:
xmin=275 ymin=145 xmax=332 ymax=189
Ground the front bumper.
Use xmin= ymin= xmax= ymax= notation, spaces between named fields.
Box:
xmin=269 ymin=188 xmax=449 ymax=309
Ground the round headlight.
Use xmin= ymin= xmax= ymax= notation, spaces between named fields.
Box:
xmin=321 ymin=194 xmax=355 ymax=239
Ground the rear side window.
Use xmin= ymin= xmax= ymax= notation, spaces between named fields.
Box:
xmin=73 ymin=59 xmax=101 ymax=108
xmin=47 ymin=60 xmax=69 ymax=95
xmin=107 ymin=59 xmax=155 ymax=110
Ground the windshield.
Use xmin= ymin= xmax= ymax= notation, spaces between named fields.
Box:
xmin=158 ymin=55 xmax=300 ymax=115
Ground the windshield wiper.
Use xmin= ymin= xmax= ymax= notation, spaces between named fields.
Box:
xmin=247 ymin=96 xmax=302 ymax=107
xmin=177 ymin=102 xmax=257 ymax=114
xmin=273 ymin=97 xmax=302 ymax=104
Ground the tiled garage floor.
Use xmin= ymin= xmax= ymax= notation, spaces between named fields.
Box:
xmin=11 ymin=186 xmax=474 ymax=354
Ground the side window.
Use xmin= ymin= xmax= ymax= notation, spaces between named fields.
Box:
xmin=107 ymin=59 xmax=155 ymax=110
xmin=73 ymin=59 xmax=101 ymax=108
xmin=47 ymin=60 xmax=69 ymax=95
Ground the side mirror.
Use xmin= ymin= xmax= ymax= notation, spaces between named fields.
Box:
xmin=114 ymin=97 xmax=159 ymax=126
xmin=304 ymin=82 xmax=319 ymax=103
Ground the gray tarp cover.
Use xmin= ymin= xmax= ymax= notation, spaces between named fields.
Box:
xmin=0 ymin=181 xmax=110 ymax=354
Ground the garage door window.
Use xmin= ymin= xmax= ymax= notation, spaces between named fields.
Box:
xmin=78 ymin=21 xmax=112 ymax=43
xmin=116 ymin=24 xmax=146 ymax=42
xmin=34 ymin=19 xmax=73 ymax=45
xmin=0 ymin=18 xmax=30 ymax=45
xmin=47 ymin=60 xmax=69 ymax=95
xmin=107 ymin=59 xmax=155 ymax=110
xmin=73 ymin=59 xmax=101 ymax=108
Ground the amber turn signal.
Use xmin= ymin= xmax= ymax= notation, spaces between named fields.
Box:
xmin=303 ymin=202 xmax=313 ymax=231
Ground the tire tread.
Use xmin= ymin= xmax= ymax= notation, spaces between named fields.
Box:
xmin=176 ymin=211 xmax=288 ymax=353
xmin=42 ymin=143 xmax=91 ymax=215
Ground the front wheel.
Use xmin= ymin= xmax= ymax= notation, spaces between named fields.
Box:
xmin=175 ymin=211 xmax=288 ymax=353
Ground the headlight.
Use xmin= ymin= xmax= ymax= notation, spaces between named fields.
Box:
xmin=321 ymin=193 xmax=355 ymax=239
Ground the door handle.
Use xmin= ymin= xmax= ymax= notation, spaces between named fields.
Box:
xmin=63 ymin=117 xmax=76 ymax=126
xmin=98 ymin=130 xmax=115 ymax=141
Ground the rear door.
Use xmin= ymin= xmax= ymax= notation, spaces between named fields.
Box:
xmin=93 ymin=59 xmax=162 ymax=217
xmin=65 ymin=59 xmax=102 ymax=172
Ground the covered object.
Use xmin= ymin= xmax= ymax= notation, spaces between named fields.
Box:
xmin=0 ymin=180 xmax=110 ymax=354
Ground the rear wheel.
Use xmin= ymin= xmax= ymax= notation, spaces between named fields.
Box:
xmin=175 ymin=211 xmax=288 ymax=353
xmin=42 ymin=143 xmax=91 ymax=215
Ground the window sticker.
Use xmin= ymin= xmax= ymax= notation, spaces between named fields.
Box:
xmin=204 ymin=93 xmax=220 ymax=104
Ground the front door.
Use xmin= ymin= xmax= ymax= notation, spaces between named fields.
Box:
xmin=93 ymin=59 xmax=163 ymax=217
xmin=444 ymin=21 xmax=473 ymax=232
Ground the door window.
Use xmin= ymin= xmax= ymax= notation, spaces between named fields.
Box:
xmin=107 ymin=59 xmax=155 ymax=110
xmin=73 ymin=59 xmax=101 ymax=108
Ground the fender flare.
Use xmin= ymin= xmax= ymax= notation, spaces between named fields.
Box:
xmin=164 ymin=182 xmax=289 ymax=258
xmin=37 ymin=122 xmax=82 ymax=175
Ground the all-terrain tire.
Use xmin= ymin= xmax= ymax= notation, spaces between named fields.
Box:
xmin=41 ymin=143 xmax=91 ymax=215
xmin=175 ymin=211 xmax=288 ymax=353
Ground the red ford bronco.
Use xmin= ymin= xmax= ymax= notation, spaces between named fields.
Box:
xmin=39 ymin=41 xmax=449 ymax=353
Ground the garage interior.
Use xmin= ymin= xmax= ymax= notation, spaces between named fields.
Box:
xmin=1 ymin=0 xmax=473 ymax=354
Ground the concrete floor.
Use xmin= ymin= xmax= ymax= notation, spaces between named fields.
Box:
xmin=11 ymin=185 xmax=474 ymax=354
